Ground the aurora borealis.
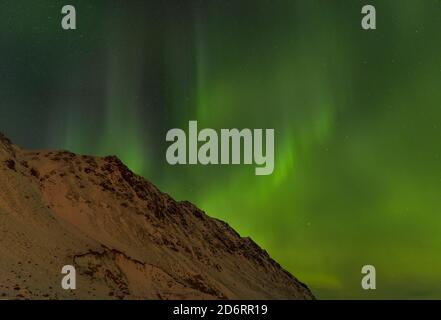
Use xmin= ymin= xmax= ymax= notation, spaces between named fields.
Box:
xmin=1 ymin=0 xmax=441 ymax=299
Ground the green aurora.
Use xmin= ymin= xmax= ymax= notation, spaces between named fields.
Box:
xmin=1 ymin=0 xmax=441 ymax=299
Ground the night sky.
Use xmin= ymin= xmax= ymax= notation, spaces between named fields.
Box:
xmin=1 ymin=0 xmax=441 ymax=299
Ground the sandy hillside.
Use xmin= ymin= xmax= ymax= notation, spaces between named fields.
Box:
xmin=0 ymin=133 xmax=314 ymax=300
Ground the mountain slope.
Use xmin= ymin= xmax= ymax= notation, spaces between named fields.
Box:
xmin=0 ymin=133 xmax=314 ymax=300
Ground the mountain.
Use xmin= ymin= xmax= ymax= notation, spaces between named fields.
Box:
xmin=0 ymin=133 xmax=314 ymax=300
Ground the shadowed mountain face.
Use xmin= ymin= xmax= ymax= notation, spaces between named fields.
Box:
xmin=0 ymin=133 xmax=314 ymax=300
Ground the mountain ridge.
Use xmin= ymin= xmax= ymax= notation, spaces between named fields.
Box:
xmin=0 ymin=132 xmax=314 ymax=300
